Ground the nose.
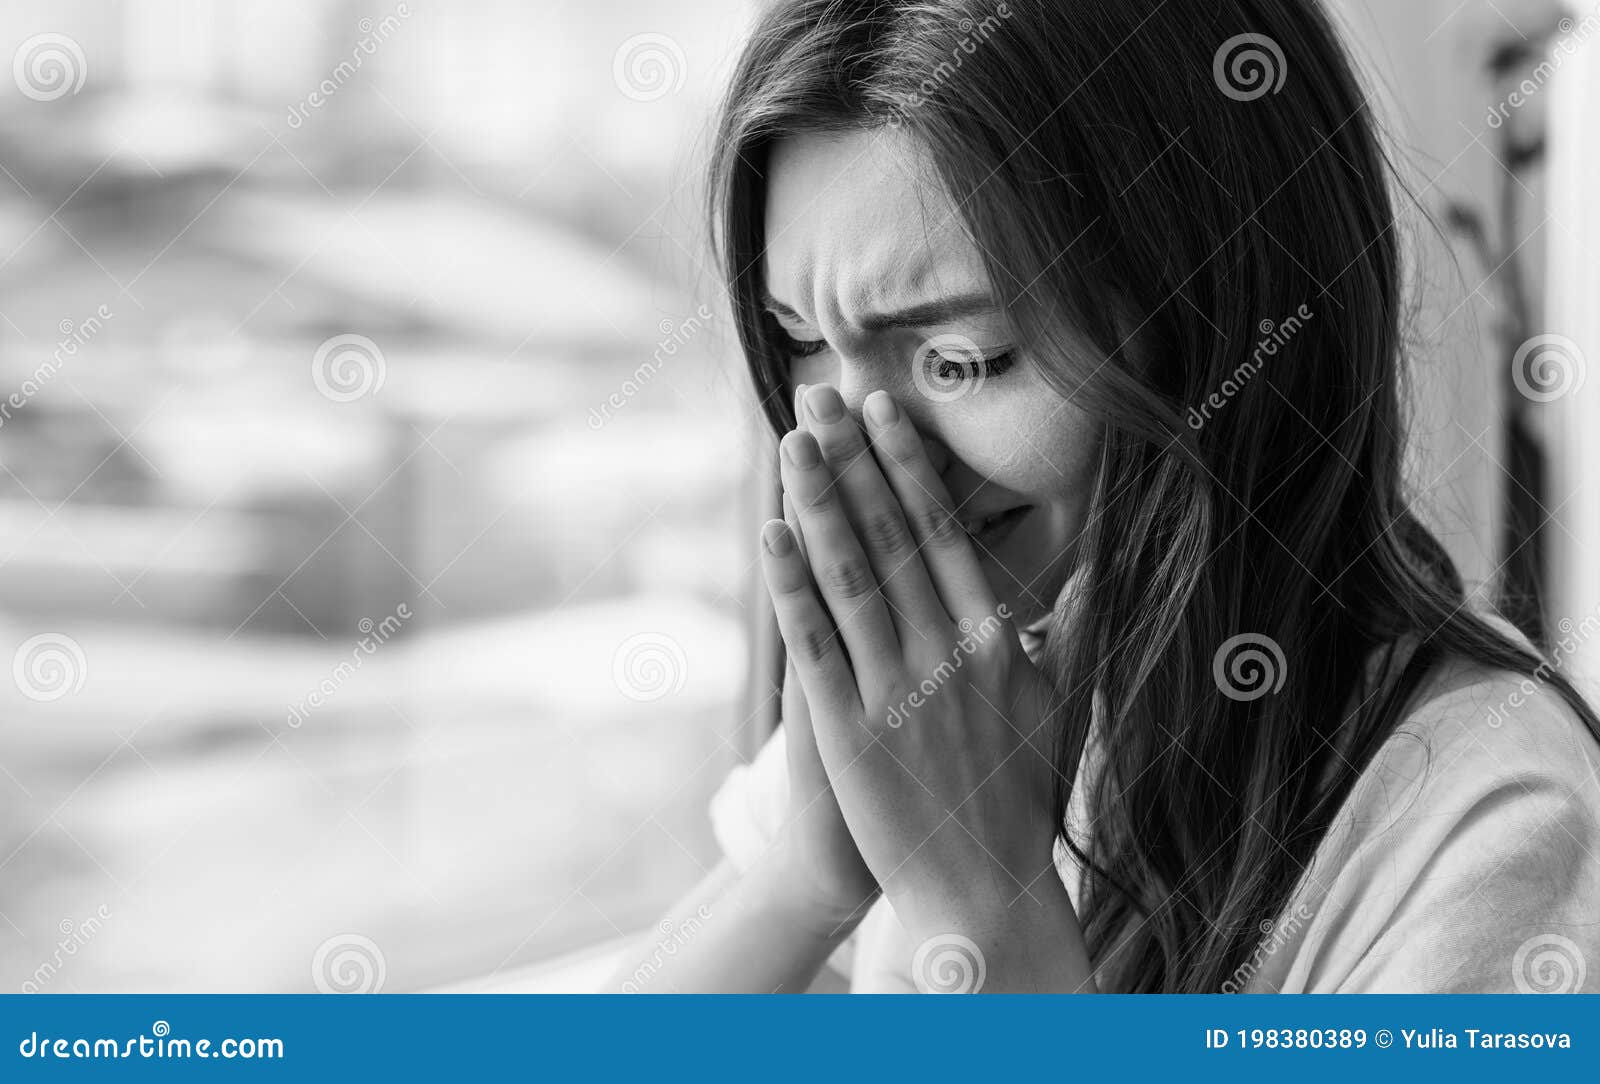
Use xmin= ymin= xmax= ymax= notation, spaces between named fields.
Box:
xmin=830 ymin=377 xmax=952 ymax=477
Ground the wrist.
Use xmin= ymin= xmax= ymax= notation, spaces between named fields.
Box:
xmin=753 ymin=833 xmax=880 ymax=941
xmin=897 ymin=874 xmax=1096 ymax=993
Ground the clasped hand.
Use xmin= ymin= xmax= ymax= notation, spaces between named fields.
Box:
xmin=760 ymin=382 xmax=1074 ymax=953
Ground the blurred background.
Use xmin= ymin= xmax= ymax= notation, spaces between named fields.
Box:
xmin=0 ymin=0 xmax=1595 ymax=992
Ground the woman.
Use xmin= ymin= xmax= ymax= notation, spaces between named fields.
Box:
xmin=608 ymin=0 xmax=1600 ymax=992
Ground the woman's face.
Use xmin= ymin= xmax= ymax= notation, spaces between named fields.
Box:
xmin=761 ymin=128 xmax=1100 ymax=626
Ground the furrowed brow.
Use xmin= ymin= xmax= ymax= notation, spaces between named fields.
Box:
xmin=759 ymin=288 xmax=997 ymax=330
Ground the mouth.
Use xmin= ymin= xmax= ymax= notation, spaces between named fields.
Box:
xmin=959 ymin=504 xmax=1031 ymax=550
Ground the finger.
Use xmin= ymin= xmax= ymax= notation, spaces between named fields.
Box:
xmin=784 ymin=384 xmax=814 ymax=589
xmin=780 ymin=658 xmax=833 ymax=805
xmin=779 ymin=429 xmax=903 ymax=698
xmin=759 ymin=518 xmax=862 ymax=718
xmin=861 ymin=389 xmax=1000 ymax=624
xmin=799 ymin=384 xmax=948 ymax=643
xmin=775 ymin=503 xmax=827 ymax=775
xmin=782 ymin=658 xmax=810 ymax=741
xmin=782 ymin=492 xmax=809 ymax=566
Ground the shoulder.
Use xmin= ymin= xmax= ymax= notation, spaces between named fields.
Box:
xmin=1274 ymin=651 xmax=1600 ymax=992
xmin=1338 ymin=654 xmax=1600 ymax=848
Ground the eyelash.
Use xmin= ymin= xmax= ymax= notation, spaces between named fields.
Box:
xmin=929 ymin=349 xmax=1016 ymax=382
xmin=768 ymin=321 xmax=1017 ymax=381
xmin=772 ymin=326 xmax=829 ymax=359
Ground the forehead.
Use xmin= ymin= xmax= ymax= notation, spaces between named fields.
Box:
xmin=761 ymin=128 xmax=989 ymax=320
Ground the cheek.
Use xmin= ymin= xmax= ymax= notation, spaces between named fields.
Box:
xmin=943 ymin=396 xmax=1099 ymax=501
xmin=789 ymin=355 xmax=835 ymax=389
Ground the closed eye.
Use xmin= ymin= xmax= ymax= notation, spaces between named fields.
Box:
xmin=764 ymin=313 xmax=828 ymax=359
xmin=929 ymin=348 xmax=1017 ymax=382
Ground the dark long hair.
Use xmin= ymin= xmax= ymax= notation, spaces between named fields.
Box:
xmin=707 ymin=0 xmax=1600 ymax=991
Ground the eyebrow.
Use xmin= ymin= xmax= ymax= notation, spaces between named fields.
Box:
xmin=759 ymin=288 xmax=998 ymax=331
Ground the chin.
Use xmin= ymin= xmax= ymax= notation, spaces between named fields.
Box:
xmin=974 ymin=538 xmax=1073 ymax=630
xmin=973 ymin=551 xmax=1038 ymax=625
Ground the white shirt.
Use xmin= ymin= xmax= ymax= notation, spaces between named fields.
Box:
xmin=709 ymin=627 xmax=1600 ymax=992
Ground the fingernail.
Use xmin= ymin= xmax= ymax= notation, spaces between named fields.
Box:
xmin=783 ymin=431 xmax=820 ymax=468
xmin=865 ymin=390 xmax=899 ymax=427
xmin=762 ymin=520 xmax=794 ymax=556
xmin=805 ymin=384 xmax=845 ymax=424
xmin=792 ymin=383 xmax=808 ymax=422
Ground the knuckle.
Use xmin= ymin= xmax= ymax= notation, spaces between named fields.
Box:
xmin=970 ymin=632 xmax=1009 ymax=669
xmin=775 ymin=576 xmax=814 ymax=602
xmin=822 ymin=431 xmax=866 ymax=464
xmin=886 ymin=433 xmax=923 ymax=465
xmin=911 ymin=503 xmax=964 ymax=546
xmin=803 ymin=484 xmax=841 ymax=514
xmin=821 ymin=557 xmax=877 ymax=600
xmin=793 ymin=627 xmax=835 ymax=667
xmin=857 ymin=509 xmax=912 ymax=555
